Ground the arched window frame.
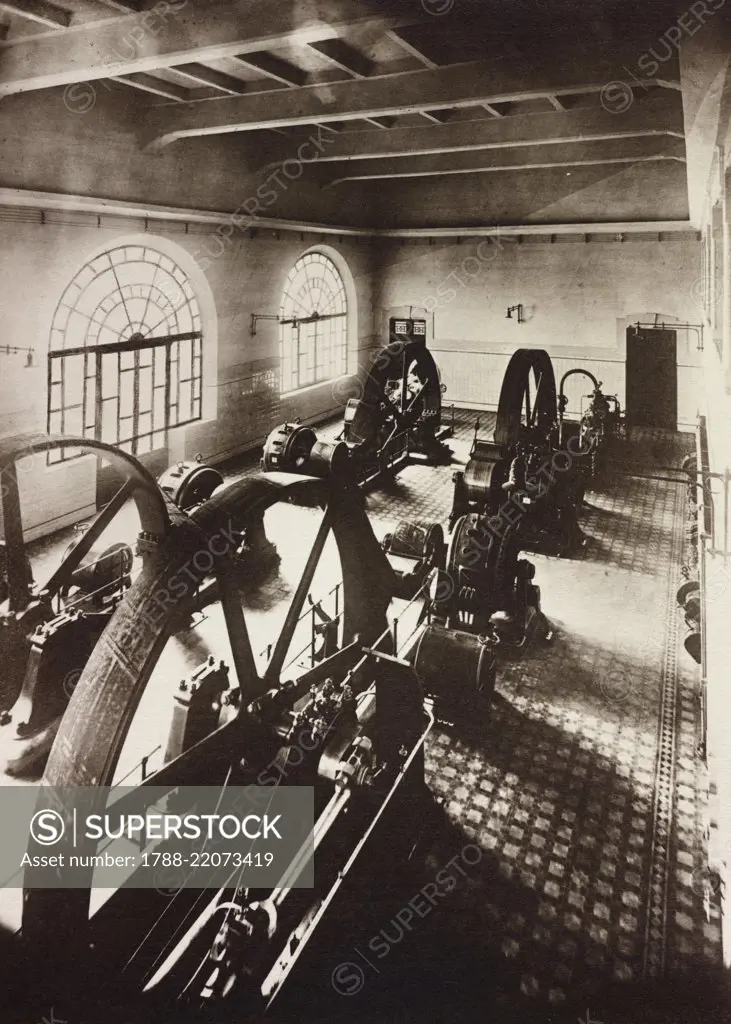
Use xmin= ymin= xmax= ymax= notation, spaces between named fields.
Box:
xmin=278 ymin=249 xmax=351 ymax=394
xmin=48 ymin=241 xmax=210 ymax=461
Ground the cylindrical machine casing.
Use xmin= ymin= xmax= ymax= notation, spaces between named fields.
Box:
xmin=387 ymin=520 xmax=444 ymax=561
xmin=66 ymin=541 xmax=133 ymax=595
xmin=411 ymin=623 xmax=497 ymax=707
xmin=157 ymin=460 xmax=223 ymax=510
xmin=343 ymin=398 xmax=380 ymax=445
xmin=261 ymin=423 xmax=317 ymax=472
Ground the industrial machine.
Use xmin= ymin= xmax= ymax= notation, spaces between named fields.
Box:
xmin=263 ymin=317 xmax=453 ymax=487
xmin=0 ymin=435 xmax=154 ymax=777
xmin=0 ymin=441 xmax=245 ymax=779
xmin=677 ymin=452 xmax=701 ymax=664
xmin=4 ymin=430 xmax=497 ymax=1023
xmin=157 ymin=453 xmax=224 ymax=510
xmin=557 ymin=368 xmax=624 ymax=478
xmin=431 ymin=513 xmax=550 ymax=651
xmin=380 ymin=511 xmax=549 ymax=656
xmin=381 ymin=519 xmax=446 ymax=600
xmin=450 ymin=349 xmax=585 ymax=555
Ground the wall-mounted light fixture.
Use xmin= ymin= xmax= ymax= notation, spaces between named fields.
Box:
xmin=1 ymin=344 xmax=35 ymax=367
xmin=506 ymin=304 xmax=524 ymax=324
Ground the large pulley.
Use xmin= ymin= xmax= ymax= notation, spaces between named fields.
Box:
xmin=157 ymin=454 xmax=223 ymax=510
xmin=494 ymin=348 xmax=557 ymax=447
xmin=0 ymin=434 xmax=172 ymax=776
xmin=20 ymin=466 xmax=433 ymax=1021
xmin=451 ymin=349 xmax=585 ymax=554
xmin=265 ymin=319 xmax=452 ymax=492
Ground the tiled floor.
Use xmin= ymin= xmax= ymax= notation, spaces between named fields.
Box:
xmin=273 ymin=411 xmax=724 ymax=1022
xmin=16 ymin=411 xmax=726 ymax=1022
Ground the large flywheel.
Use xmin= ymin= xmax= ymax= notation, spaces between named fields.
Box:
xmin=451 ymin=349 xmax=585 ymax=555
xmin=0 ymin=434 xmax=174 ymax=775
xmin=494 ymin=349 xmax=557 ymax=447
xmin=361 ymin=334 xmax=444 ymax=433
xmin=20 ymin=468 xmax=430 ymax=1021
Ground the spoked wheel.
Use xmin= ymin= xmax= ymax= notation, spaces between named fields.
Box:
xmin=494 ymin=349 xmax=557 ymax=446
xmin=365 ymin=340 xmax=442 ymax=429
xmin=0 ymin=434 xmax=171 ymax=775
xmin=21 ymin=471 xmax=401 ymax=1020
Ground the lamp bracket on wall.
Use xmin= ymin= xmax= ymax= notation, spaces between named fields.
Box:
xmin=0 ymin=343 xmax=35 ymax=366
xmin=631 ymin=320 xmax=704 ymax=352
xmin=249 ymin=310 xmax=347 ymax=336
xmin=505 ymin=304 xmax=524 ymax=324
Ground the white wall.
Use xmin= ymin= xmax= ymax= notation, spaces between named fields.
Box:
xmin=375 ymin=234 xmax=704 ymax=428
xmin=0 ymin=212 xmax=376 ymax=540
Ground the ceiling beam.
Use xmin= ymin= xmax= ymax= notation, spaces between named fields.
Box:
xmin=326 ymin=147 xmax=686 ymax=188
xmin=362 ymin=116 xmax=396 ymax=129
xmin=419 ymin=109 xmax=452 ymax=124
xmin=385 ymin=29 xmax=437 ymax=69
xmin=0 ymin=0 xmax=409 ymax=96
xmin=0 ymin=185 xmax=697 ymax=238
xmin=93 ymin=1 xmax=142 ymax=10
xmin=324 ymin=134 xmax=685 ymax=179
xmin=259 ymin=94 xmax=684 ymax=167
xmin=113 ymin=73 xmax=188 ymax=102
xmin=233 ymin=52 xmax=307 ymax=88
xmin=142 ymin=54 xmax=681 ymax=148
xmin=168 ymin=63 xmax=244 ymax=95
xmin=308 ymin=39 xmax=374 ymax=78
xmin=0 ymin=1 xmax=69 ymax=29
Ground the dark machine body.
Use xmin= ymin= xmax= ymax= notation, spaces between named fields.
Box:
xmin=263 ymin=317 xmax=453 ymax=486
xmin=380 ymin=505 xmax=550 ymax=671
xmin=1 ymin=429 xmax=501 ymax=1023
xmin=0 ymin=436 xmax=152 ymax=777
xmin=451 ymin=349 xmax=585 ymax=555
xmin=0 ymin=444 xmax=230 ymax=779
xmin=557 ymin=368 xmax=625 ymax=478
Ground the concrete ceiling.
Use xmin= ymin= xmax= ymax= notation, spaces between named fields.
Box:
xmin=0 ymin=0 xmax=724 ymax=227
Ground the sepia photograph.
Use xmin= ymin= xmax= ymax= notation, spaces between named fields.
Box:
xmin=0 ymin=0 xmax=729 ymax=1021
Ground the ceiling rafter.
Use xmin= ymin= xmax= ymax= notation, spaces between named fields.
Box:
xmin=257 ymin=94 xmax=684 ymax=167
xmin=419 ymin=109 xmax=453 ymax=124
xmin=0 ymin=0 xmax=412 ymax=95
xmin=308 ymin=38 xmax=374 ymax=78
xmin=93 ymin=0 xmax=142 ymax=10
xmin=167 ymin=62 xmax=244 ymax=95
xmin=113 ymin=73 xmax=188 ymax=102
xmin=0 ymin=1 xmax=69 ymax=29
xmin=326 ymin=152 xmax=686 ymax=188
xmin=232 ymin=52 xmax=308 ymax=88
xmin=385 ymin=28 xmax=437 ymax=69
xmin=138 ymin=50 xmax=681 ymax=148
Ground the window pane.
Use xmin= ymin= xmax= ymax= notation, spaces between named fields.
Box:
xmin=102 ymin=355 xmax=117 ymax=400
xmin=279 ymin=253 xmax=347 ymax=392
xmin=49 ymin=246 xmax=204 ymax=461
xmin=139 ymin=365 xmax=153 ymax=412
xmin=119 ymin=371 xmax=134 ymax=419
xmin=102 ymin=398 xmax=118 ymax=443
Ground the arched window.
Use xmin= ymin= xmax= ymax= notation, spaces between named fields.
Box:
xmin=48 ymin=244 xmax=203 ymax=459
xmin=279 ymin=251 xmax=348 ymax=393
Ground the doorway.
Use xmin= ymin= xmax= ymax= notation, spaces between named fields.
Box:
xmin=625 ymin=326 xmax=677 ymax=429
